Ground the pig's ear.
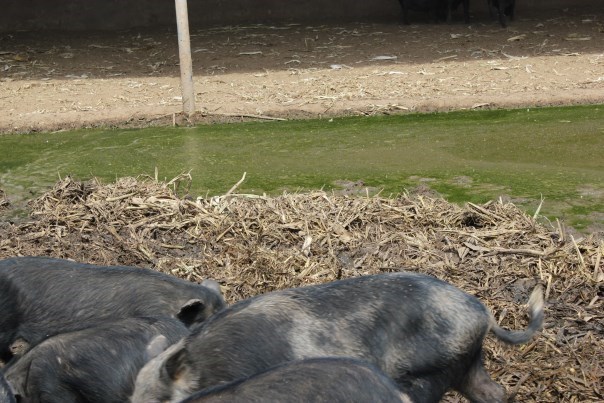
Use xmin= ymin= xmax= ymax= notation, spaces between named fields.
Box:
xmin=201 ymin=279 xmax=223 ymax=297
xmin=5 ymin=356 xmax=30 ymax=401
xmin=162 ymin=345 xmax=197 ymax=389
xmin=145 ymin=335 xmax=169 ymax=360
xmin=177 ymin=299 xmax=204 ymax=327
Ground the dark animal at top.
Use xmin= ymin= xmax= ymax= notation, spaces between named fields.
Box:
xmin=397 ymin=0 xmax=470 ymax=24
xmin=0 ymin=371 xmax=16 ymax=403
xmin=131 ymin=271 xmax=544 ymax=403
xmin=0 ymin=256 xmax=225 ymax=363
xmin=180 ymin=357 xmax=414 ymax=403
xmin=3 ymin=316 xmax=189 ymax=403
xmin=487 ymin=0 xmax=515 ymax=27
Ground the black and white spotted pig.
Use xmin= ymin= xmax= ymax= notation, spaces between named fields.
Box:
xmin=131 ymin=271 xmax=544 ymax=403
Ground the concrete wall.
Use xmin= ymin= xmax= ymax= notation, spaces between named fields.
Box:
xmin=0 ymin=0 xmax=600 ymax=32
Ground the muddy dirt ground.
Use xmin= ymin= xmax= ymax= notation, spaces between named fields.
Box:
xmin=0 ymin=8 xmax=603 ymax=133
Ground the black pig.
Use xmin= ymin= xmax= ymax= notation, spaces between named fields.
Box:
xmin=181 ymin=357 xmax=413 ymax=403
xmin=0 ymin=256 xmax=225 ymax=362
xmin=131 ymin=271 xmax=544 ymax=403
xmin=3 ymin=316 xmax=189 ymax=403
xmin=487 ymin=0 xmax=515 ymax=27
xmin=398 ymin=0 xmax=470 ymax=24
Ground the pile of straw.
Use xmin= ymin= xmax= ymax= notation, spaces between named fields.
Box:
xmin=0 ymin=175 xmax=602 ymax=402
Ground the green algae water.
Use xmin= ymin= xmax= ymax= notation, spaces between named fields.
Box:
xmin=1 ymin=105 xmax=603 ymax=232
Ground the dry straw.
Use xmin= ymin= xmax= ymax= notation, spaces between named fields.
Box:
xmin=0 ymin=174 xmax=602 ymax=401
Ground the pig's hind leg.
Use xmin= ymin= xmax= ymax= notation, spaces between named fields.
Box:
xmin=456 ymin=353 xmax=506 ymax=403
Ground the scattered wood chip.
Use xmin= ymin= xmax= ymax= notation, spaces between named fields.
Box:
xmin=508 ymin=34 xmax=527 ymax=42
xmin=434 ymin=55 xmax=458 ymax=62
xmin=565 ymin=34 xmax=592 ymax=41
xmin=370 ymin=55 xmax=397 ymax=61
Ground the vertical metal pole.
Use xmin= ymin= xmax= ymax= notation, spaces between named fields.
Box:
xmin=175 ymin=0 xmax=195 ymax=116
